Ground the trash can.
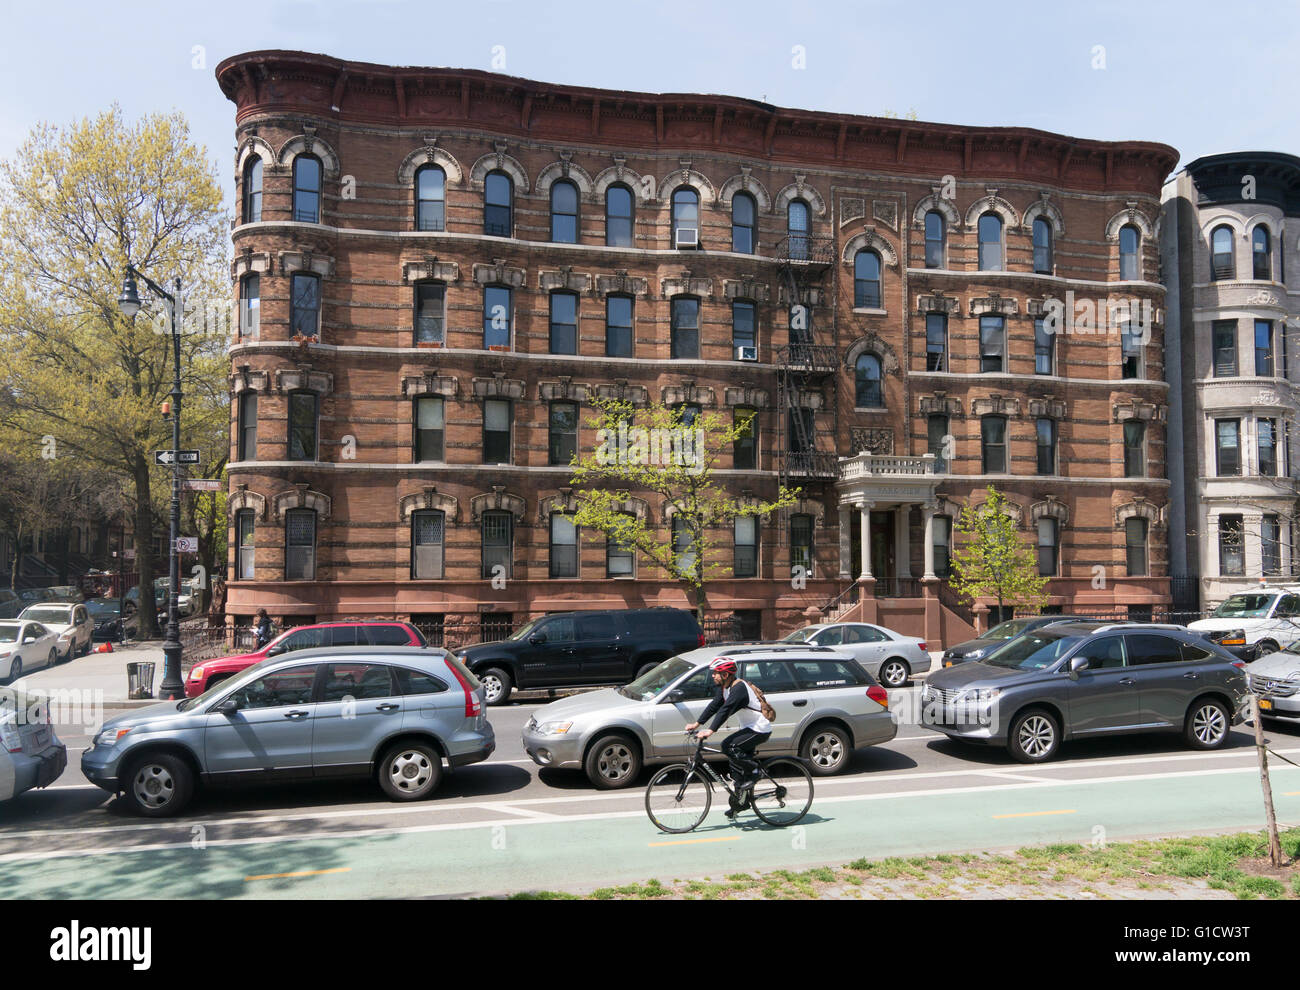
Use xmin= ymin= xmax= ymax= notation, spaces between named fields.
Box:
xmin=126 ymin=661 xmax=155 ymax=700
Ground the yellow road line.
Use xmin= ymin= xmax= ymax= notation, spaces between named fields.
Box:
xmin=649 ymin=836 xmax=742 ymax=848
xmin=244 ymin=867 xmax=352 ymax=882
xmin=1284 ymin=791 xmax=1300 ymax=797
xmin=992 ymin=809 xmax=1077 ymax=820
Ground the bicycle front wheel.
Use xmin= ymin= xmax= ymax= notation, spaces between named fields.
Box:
xmin=751 ymin=758 xmax=813 ymax=827
xmin=645 ymin=764 xmax=712 ymax=834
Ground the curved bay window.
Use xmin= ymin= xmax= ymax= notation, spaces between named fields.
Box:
xmin=239 ymin=274 xmax=260 ymax=338
xmin=671 ymin=187 xmax=699 ymax=248
xmin=671 ymin=297 xmax=700 ymax=359
xmin=484 ymin=171 xmax=513 ymax=236
xmin=290 ymin=273 xmax=320 ymax=339
xmin=1210 ymin=225 xmax=1234 ymax=280
xmin=855 ymin=353 xmax=883 ymax=407
xmin=549 ymin=402 xmax=578 ymax=465
xmin=236 ymin=510 xmax=255 ymax=580
xmin=414 ymin=282 xmax=445 ymax=345
xmin=414 ymin=396 xmax=444 ymax=462
xmin=1253 ymin=226 xmax=1272 ymax=280
xmin=483 ymin=286 xmax=511 ymax=349
xmin=411 ymin=510 xmax=445 ymax=579
xmin=549 ymin=291 xmax=578 ymax=355
xmin=606 ymin=184 xmax=634 ymax=247
xmin=292 ymin=155 xmax=322 ymax=224
xmin=1032 ymin=218 xmax=1053 ymax=274
xmin=854 ymin=250 xmax=882 ymax=308
xmin=978 ymin=213 xmax=1002 ymax=270
xmin=550 ymin=179 xmax=579 ymax=243
xmin=1119 ymin=224 xmax=1141 ymax=280
xmin=1123 ymin=420 xmax=1146 ymax=477
xmin=924 ymin=210 xmax=944 ymax=268
xmin=238 ymin=391 xmax=257 ymax=462
xmin=284 ymin=509 xmax=316 ymax=580
xmin=606 ymin=295 xmax=633 ymax=357
xmin=415 ymin=165 xmax=446 ymax=231
xmin=287 ymin=392 xmax=318 ymax=462
xmin=981 ymin=415 xmax=1007 ymax=473
xmin=732 ymin=192 xmax=756 ymax=254
xmin=787 ymin=200 xmax=810 ymax=259
xmin=242 ymin=157 xmax=262 ymax=224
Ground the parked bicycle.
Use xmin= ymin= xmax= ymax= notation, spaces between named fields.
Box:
xmin=644 ymin=731 xmax=814 ymax=833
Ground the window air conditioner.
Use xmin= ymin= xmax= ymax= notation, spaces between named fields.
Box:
xmin=735 ymin=345 xmax=758 ymax=362
xmin=675 ymin=227 xmax=699 ymax=249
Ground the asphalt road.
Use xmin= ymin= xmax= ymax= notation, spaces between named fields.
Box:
xmin=4 ymin=689 xmax=1300 ymax=898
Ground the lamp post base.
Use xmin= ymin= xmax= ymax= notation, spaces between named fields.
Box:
xmin=160 ymin=638 xmax=185 ymax=700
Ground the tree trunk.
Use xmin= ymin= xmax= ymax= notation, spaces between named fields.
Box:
xmin=1253 ymin=696 xmax=1284 ymax=867
xmin=9 ymin=520 xmax=22 ymax=592
xmin=132 ymin=459 xmax=160 ymax=639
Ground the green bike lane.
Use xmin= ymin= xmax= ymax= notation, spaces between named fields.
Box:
xmin=4 ymin=761 xmax=1297 ymax=898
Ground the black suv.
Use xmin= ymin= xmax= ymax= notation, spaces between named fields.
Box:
xmin=456 ymin=608 xmax=704 ymax=705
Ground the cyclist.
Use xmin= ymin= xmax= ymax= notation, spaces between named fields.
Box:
xmin=685 ymin=657 xmax=772 ymax=817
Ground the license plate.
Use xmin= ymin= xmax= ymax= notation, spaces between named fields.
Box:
xmin=32 ymin=726 xmax=50 ymax=749
xmin=1259 ymin=699 xmax=1273 ymax=711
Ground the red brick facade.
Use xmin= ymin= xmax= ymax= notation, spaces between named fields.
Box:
xmin=216 ymin=50 xmax=1178 ymax=645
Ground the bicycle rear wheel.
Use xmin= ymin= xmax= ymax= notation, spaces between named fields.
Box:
xmin=645 ymin=764 xmax=712 ymax=833
xmin=750 ymin=758 xmax=813 ymax=827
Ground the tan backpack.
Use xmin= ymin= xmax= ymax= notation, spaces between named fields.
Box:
xmin=738 ymin=679 xmax=776 ymax=721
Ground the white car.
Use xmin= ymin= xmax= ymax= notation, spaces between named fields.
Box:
xmin=1189 ymin=589 xmax=1300 ymax=658
xmin=0 ymin=621 xmax=63 ymax=683
xmin=781 ymin=622 xmax=931 ymax=688
xmin=18 ymin=602 xmax=94 ymax=660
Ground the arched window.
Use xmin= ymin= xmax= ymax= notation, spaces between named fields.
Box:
xmin=605 ymin=184 xmax=634 ymax=247
xmin=411 ymin=510 xmax=445 ymax=579
xmin=1211 ymin=225 xmax=1234 ymax=280
xmin=855 ymin=353 xmax=883 ymax=407
xmin=787 ymin=199 xmax=810 ymax=260
xmin=732 ymin=192 xmax=756 ymax=254
xmin=1033 ymin=218 xmax=1053 ymax=274
xmin=672 ymin=187 xmax=699 ymax=248
xmin=978 ymin=213 xmax=1002 ymax=270
xmin=854 ymin=250 xmax=882 ymax=308
xmin=285 ymin=508 xmax=317 ymax=580
xmin=924 ymin=210 xmax=944 ymax=268
xmin=415 ymin=165 xmax=445 ymax=231
xmin=1036 ymin=518 xmax=1058 ymax=577
xmin=550 ymin=179 xmax=579 ymax=243
xmin=1253 ymin=226 xmax=1272 ymax=280
xmin=242 ymin=157 xmax=262 ymax=224
xmin=292 ymin=155 xmax=322 ymax=224
xmin=484 ymin=171 xmax=513 ymax=236
xmin=1119 ymin=224 xmax=1141 ymax=280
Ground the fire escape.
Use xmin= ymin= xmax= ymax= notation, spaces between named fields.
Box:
xmin=775 ymin=234 xmax=837 ymax=489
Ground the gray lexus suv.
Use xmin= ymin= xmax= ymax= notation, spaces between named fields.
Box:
xmin=921 ymin=622 xmax=1249 ymax=762
xmin=82 ymin=646 xmax=494 ymax=816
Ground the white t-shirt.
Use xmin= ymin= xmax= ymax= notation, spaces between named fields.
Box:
xmin=736 ymin=680 xmax=773 ymax=734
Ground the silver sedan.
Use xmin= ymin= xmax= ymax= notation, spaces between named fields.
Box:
xmin=0 ymin=621 xmax=62 ymax=683
xmin=782 ymin=622 xmax=932 ymax=688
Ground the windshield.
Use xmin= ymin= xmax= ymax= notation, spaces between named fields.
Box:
xmin=617 ymin=656 xmax=695 ymax=700
xmin=505 ymin=617 xmax=545 ymax=642
xmin=985 ymin=618 xmax=1036 ymax=641
xmin=781 ymin=627 xmax=819 ymax=643
xmin=0 ymin=624 xmax=19 ymax=643
xmin=1212 ymin=594 xmax=1276 ymax=619
xmin=87 ymin=600 xmax=120 ymax=617
xmin=983 ymin=632 xmax=1084 ymax=671
xmin=22 ymin=607 xmax=71 ymax=624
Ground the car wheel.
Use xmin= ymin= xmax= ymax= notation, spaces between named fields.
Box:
xmin=1007 ymin=708 xmax=1060 ymax=763
xmin=584 ymin=733 xmax=642 ymax=789
xmin=479 ymin=667 xmax=513 ymax=706
xmin=4 ymin=655 xmax=20 ymax=684
xmin=123 ymin=753 xmax=194 ymax=817
xmin=1185 ymin=697 xmax=1230 ymax=750
xmin=47 ymin=648 xmax=58 ymax=669
xmin=377 ymin=740 xmax=443 ymax=801
xmin=1256 ymin=640 xmax=1280 ymax=658
xmin=878 ymin=658 xmax=910 ymax=689
xmin=800 ymin=723 xmax=851 ymax=776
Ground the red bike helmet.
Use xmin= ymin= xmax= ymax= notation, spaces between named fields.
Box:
xmin=709 ymin=657 xmax=737 ymax=675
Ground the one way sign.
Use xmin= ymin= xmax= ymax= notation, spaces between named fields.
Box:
xmin=154 ymin=449 xmax=201 ymax=465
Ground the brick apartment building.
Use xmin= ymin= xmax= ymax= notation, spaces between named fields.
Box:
xmin=215 ymin=50 xmax=1178 ymax=646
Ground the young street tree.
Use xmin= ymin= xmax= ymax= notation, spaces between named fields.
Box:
xmin=0 ymin=107 xmax=228 ymax=636
xmin=948 ymin=485 xmax=1049 ymax=621
xmin=568 ymin=398 xmax=799 ymax=615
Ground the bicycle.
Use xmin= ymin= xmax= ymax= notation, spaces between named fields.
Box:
xmin=644 ymin=732 xmax=814 ymax=833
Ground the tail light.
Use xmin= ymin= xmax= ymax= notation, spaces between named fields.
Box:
xmin=917 ymin=642 xmax=927 ymax=652
xmin=1232 ymin=661 xmax=1247 ymax=669
xmin=445 ymin=660 xmax=482 ymax=718
xmin=867 ymin=685 xmax=889 ymax=709
xmin=698 ymin=633 xmax=707 ymax=647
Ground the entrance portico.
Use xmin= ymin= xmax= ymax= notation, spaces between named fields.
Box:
xmin=836 ymin=453 xmax=941 ymax=588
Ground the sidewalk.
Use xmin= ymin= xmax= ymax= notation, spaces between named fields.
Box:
xmin=14 ymin=642 xmax=168 ymax=706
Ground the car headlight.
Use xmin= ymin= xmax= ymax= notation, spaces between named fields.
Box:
xmin=94 ymin=727 xmax=132 ymax=747
xmin=964 ymin=647 xmax=989 ymax=660
xmin=921 ymin=685 xmax=934 ymax=702
xmin=537 ymin=721 xmax=573 ymax=735
xmin=954 ymin=687 xmax=1001 ymax=704
xmin=190 ymin=665 xmax=205 ymax=681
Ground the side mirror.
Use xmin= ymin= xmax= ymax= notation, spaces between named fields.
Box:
xmin=1068 ymin=655 xmax=1089 ymax=680
xmin=24 ymin=635 xmax=37 ymax=644
xmin=266 ymin=645 xmax=284 ymax=658
xmin=662 ymin=689 xmax=685 ymax=704
xmin=529 ymin=634 xmax=546 ymax=645
xmin=213 ymin=697 xmax=239 ymax=716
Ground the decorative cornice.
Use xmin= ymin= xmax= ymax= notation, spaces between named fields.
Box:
xmin=970 ymin=395 xmax=1022 ymax=417
xmin=470 ymin=487 xmax=526 ymax=523
xmin=402 ymin=258 xmax=460 ymax=284
xmin=472 ymin=260 xmax=527 ymax=288
xmin=278 ymin=249 xmax=335 ymax=278
xmin=401 ymin=372 xmax=458 ymax=398
xmin=1112 ymin=398 xmax=1165 ymax=423
xmin=399 ymin=486 xmax=459 ymax=522
xmin=539 ymin=378 xmax=592 ymax=402
xmin=539 ymin=268 xmax=592 ymax=293
xmin=472 ymin=375 xmax=526 ymax=400
xmin=594 ymin=272 xmax=651 ymax=298
xmin=272 ymin=485 xmax=332 ymax=522
xmin=275 ymin=367 xmax=333 ymax=395
xmin=724 ymin=386 xmax=770 ymax=408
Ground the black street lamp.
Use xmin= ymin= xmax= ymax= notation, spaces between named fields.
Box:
xmin=117 ymin=264 xmax=186 ymax=700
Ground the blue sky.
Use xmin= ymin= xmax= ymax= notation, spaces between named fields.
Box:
xmin=2 ymin=0 xmax=1296 ymax=206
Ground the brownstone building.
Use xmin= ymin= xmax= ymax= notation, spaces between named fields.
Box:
xmin=215 ymin=50 xmax=1178 ymax=646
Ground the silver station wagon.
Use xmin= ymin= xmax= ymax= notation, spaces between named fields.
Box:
xmin=82 ymin=646 xmax=494 ymax=816
xmin=522 ymin=644 xmax=896 ymax=788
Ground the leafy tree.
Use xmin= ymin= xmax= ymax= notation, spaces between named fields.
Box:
xmin=948 ymin=486 xmax=1048 ymax=620
xmin=569 ymin=398 xmax=799 ymax=614
xmin=0 ymin=107 xmax=228 ymax=636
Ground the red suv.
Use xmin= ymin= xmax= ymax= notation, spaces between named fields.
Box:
xmin=184 ymin=621 xmax=427 ymax=696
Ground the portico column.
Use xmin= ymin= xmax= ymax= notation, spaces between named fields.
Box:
xmin=896 ymin=506 xmax=912 ymax=579
xmin=1283 ymin=518 xmax=1294 ymax=579
xmin=838 ymin=506 xmax=852 ymax=579
xmin=858 ymin=501 xmax=873 ymax=581
xmin=922 ymin=501 xmax=938 ymax=580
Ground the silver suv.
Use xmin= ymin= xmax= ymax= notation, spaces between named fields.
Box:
xmin=82 ymin=646 xmax=494 ymax=816
xmin=921 ymin=622 xmax=1249 ymax=762
xmin=522 ymin=644 xmax=896 ymax=788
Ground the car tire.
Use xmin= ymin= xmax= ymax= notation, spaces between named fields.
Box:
xmin=123 ymin=753 xmax=194 ymax=817
xmin=584 ymin=733 xmax=642 ymax=789
xmin=800 ymin=723 xmax=852 ymax=776
xmin=377 ymin=740 xmax=443 ymax=801
xmin=1185 ymin=697 xmax=1231 ymax=750
xmin=479 ymin=667 xmax=513 ymax=706
xmin=878 ymin=658 xmax=910 ymax=689
xmin=1256 ymin=640 xmax=1280 ymax=658
xmin=1006 ymin=708 xmax=1060 ymax=764
xmin=48 ymin=648 xmax=59 ymax=668
xmin=4 ymin=655 xmax=20 ymax=684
